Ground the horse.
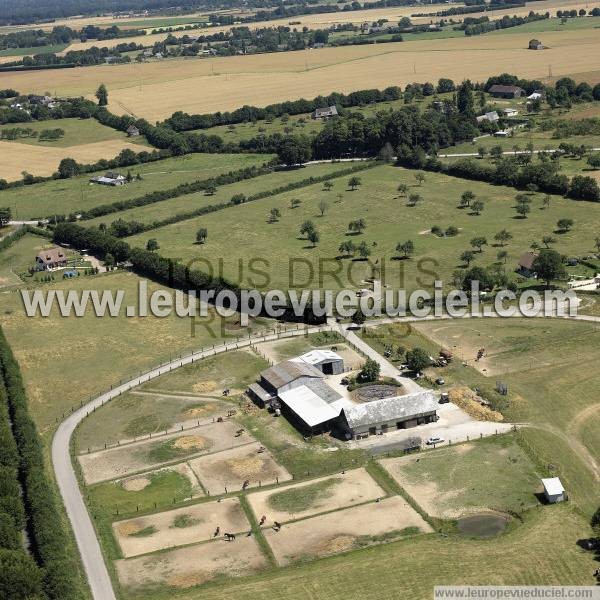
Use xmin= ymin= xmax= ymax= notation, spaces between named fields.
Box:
xmin=214 ymin=526 xmax=220 ymax=537
xmin=224 ymin=532 xmax=236 ymax=541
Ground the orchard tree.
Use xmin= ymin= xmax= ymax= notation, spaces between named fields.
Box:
xmin=307 ymin=229 xmax=320 ymax=247
xmin=460 ymin=250 xmax=475 ymax=266
xmin=408 ymin=193 xmax=422 ymax=206
xmin=470 ymin=236 xmax=488 ymax=253
xmin=269 ymin=207 xmax=281 ymax=222
xmin=195 ymin=227 xmax=208 ymax=244
xmin=323 ymin=180 xmax=334 ymax=191
xmin=557 ymin=218 xmax=574 ymax=232
xmin=460 ymin=190 xmax=475 ymax=208
xmin=396 ymin=240 xmax=414 ymax=259
xmin=357 ymin=240 xmax=371 ymax=259
xmin=338 ymin=240 xmax=356 ymax=257
xmin=318 ymin=199 xmax=328 ymax=216
xmin=397 ymin=183 xmax=408 ymax=197
xmin=532 ymin=249 xmax=566 ymax=286
xmin=542 ymin=235 xmax=556 ymax=248
xmin=415 ymin=172 xmax=426 ymax=186
xmin=497 ymin=249 xmax=508 ymax=264
xmin=516 ymin=203 xmax=531 ymax=218
xmin=471 ymin=199 xmax=484 ymax=215
xmin=299 ymin=220 xmax=315 ymax=238
xmin=494 ymin=229 xmax=512 ymax=246
xmin=348 ymin=176 xmax=362 ymax=191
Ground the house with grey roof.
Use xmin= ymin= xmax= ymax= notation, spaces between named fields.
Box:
xmin=312 ymin=105 xmax=338 ymax=120
xmin=340 ymin=391 xmax=439 ymax=439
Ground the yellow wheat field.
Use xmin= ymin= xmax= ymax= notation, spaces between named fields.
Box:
xmin=0 ymin=139 xmax=144 ymax=182
xmin=3 ymin=26 xmax=598 ymax=122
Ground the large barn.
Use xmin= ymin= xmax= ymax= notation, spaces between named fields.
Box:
xmin=340 ymin=391 xmax=439 ymax=440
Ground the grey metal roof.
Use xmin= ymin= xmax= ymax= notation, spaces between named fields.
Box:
xmin=304 ymin=379 xmax=342 ymax=404
xmin=248 ymin=383 xmax=274 ymax=402
xmin=260 ymin=360 xmax=324 ymax=389
xmin=343 ymin=391 xmax=438 ymax=429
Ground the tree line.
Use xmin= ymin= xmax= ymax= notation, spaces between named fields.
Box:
xmin=0 ymin=328 xmax=84 ymax=599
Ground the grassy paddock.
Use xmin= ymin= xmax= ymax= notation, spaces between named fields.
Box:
xmin=126 ymin=163 xmax=600 ymax=292
xmin=0 ymin=152 xmax=272 ymax=220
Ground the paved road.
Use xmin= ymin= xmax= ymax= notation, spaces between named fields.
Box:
xmin=52 ymin=312 xmax=600 ymax=599
xmin=438 ymin=147 xmax=600 ymax=158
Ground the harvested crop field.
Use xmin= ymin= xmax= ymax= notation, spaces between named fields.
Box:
xmin=4 ymin=26 xmax=599 ymax=121
xmin=188 ymin=441 xmax=291 ymax=494
xmin=115 ymin=534 xmax=267 ymax=590
xmin=0 ymin=139 xmax=145 ymax=181
xmin=248 ymin=468 xmax=384 ymax=526
xmin=113 ymin=497 xmax=249 ymax=557
xmin=78 ymin=419 xmax=251 ymax=484
xmin=263 ymin=496 xmax=431 ymax=565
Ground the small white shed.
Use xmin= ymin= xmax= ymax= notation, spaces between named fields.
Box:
xmin=541 ymin=477 xmax=565 ymax=503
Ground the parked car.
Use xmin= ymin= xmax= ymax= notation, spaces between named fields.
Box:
xmin=435 ymin=378 xmax=445 ymax=385
xmin=426 ymin=436 xmax=445 ymax=445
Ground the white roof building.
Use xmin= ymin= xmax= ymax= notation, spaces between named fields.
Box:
xmin=291 ymin=349 xmax=342 ymax=366
xmin=541 ymin=477 xmax=565 ymax=503
xmin=278 ymin=385 xmax=341 ymax=428
xmin=528 ymin=92 xmax=543 ymax=101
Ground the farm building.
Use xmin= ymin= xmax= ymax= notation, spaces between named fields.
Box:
xmin=36 ymin=247 xmax=68 ymax=271
xmin=488 ymin=84 xmax=526 ymax=99
xmin=502 ymin=108 xmax=519 ymax=117
xmin=126 ymin=125 xmax=140 ymax=137
xmin=476 ymin=111 xmax=499 ymax=123
xmin=291 ymin=349 xmax=344 ymax=375
xmin=340 ymin=391 xmax=439 ymax=439
xmin=528 ymin=39 xmax=543 ymax=50
xmin=541 ymin=477 xmax=565 ymax=503
xmin=89 ymin=171 xmax=127 ymax=186
xmin=312 ymin=106 xmax=338 ymax=120
xmin=517 ymin=251 xmax=538 ymax=278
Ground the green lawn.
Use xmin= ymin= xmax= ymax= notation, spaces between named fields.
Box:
xmin=0 ymin=43 xmax=68 ymax=56
xmin=82 ymin=161 xmax=353 ymax=229
xmin=0 ymin=117 xmax=149 ymax=148
xmin=0 ymin=152 xmax=272 ymax=220
xmin=384 ymin=434 xmax=541 ymax=518
xmin=488 ymin=15 xmax=600 ymax=35
xmin=127 ymin=163 xmax=600 ymax=293
xmin=0 ymin=232 xmax=55 ymax=287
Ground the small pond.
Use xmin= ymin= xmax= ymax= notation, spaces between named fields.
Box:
xmin=457 ymin=513 xmax=508 ymax=538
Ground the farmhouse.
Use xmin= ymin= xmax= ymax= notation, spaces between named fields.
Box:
xmin=528 ymin=39 xmax=543 ymax=50
xmin=89 ymin=171 xmax=127 ymax=186
xmin=517 ymin=251 xmax=538 ymax=278
xmin=476 ymin=111 xmax=499 ymax=123
xmin=541 ymin=477 xmax=565 ymax=503
xmin=340 ymin=391 xmax=439 ymax=439
xmin=488 ymin=84 xmax=526 ymax=99
xmin=312 ymin=106 xmax=338 ymax=120
xmin=126 ymin=125 xmax=140 ymax=137
xmin=36 ymin=247 xmax=67 ymax=271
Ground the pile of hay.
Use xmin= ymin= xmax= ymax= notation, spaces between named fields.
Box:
xmin=172 ymin=435 xmax=208 ymax=451
xmin=448 ymin=387 xmax=503 ymax=422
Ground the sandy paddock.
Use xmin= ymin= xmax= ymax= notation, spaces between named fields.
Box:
xmin=188 ymin=441 xmax=291 ymax=495
xmin=113 ymin=497 xmax=249 ymax=557
xmin=118 ymin=461 xmax=203 ymax=494
xmin=248 ymin=468 xmax=384 ymax=526
xmin=115 ymin=535 xmax=267 ymax=590
xmin=263 ymin=496 xmax=432 ymax=565
xmin=78 ymin=419 xmax=253 ymax=484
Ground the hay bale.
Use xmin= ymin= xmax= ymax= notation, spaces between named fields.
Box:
xmin=448 ymin=387 xmax=503 ymax=422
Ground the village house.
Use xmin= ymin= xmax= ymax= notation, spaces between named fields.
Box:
xmin=36 ymin=247 xmax=68 ymax=271
xmin=312 ymin=105 xmax=338 ymax=120
xmin=517 ymin=251 xmax=538 ymax=278
xmin=126 ymin=125 xmax=140 ymax=137
xmin=488 ymin=84 xmax=526 ymax=99
xmin=476 ymin=111 xmax=499 ymax=124
xmin=89 ymin=171 xmax=127 ymax=186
